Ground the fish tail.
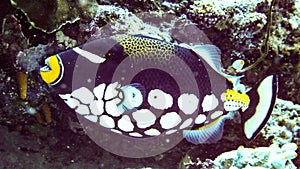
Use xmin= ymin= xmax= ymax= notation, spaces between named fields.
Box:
xmin=241 ymin=75 xmax=278 ymax=140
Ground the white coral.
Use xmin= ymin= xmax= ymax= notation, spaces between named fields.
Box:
xmin=214 ymin=143 xmax=298 ymax=169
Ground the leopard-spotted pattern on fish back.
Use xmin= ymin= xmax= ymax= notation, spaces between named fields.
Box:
xmin=112 ymin=34 xmax=175 ymax=63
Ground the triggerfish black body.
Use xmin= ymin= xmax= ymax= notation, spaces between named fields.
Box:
xmin=39 ymin=34 xmax=278 ymax=146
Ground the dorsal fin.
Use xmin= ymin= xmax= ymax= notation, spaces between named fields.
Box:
xmin=191 ymin=44 xmax=244 ymax=86
xmin=131 ymin=34 xmax=169 ymax=42
xmin=191 ymin=45 xmax=223 ymax=74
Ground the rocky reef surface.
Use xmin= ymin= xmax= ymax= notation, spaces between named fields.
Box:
xmin=0 ymin=0 xmax=299 ymax=168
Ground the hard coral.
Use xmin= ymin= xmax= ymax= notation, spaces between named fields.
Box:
xmin=214 ymin=143 xmax=298 ymax=169
xmin=262 ymin=99 xmax=300 ymax=146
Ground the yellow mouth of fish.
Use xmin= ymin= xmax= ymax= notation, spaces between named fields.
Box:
xmin=39 ymin=55 xmax=64 ymax=85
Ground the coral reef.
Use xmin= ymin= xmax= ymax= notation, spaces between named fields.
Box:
xmin=179 ymin=155 xmax=221 ymax=169
xmin=262 ymin=99 xmax=300 ymax=146
xmin=0 ymin=15 xmax=29 ymax=70
xmin=98 ymin=0 xmax=163 ymax=13
xmin=55 ymin=30 xmax=78 ymax=48
xmin=214 ymin=143 xmax=298 ymax=169
xmin=15 ymin=44 xmax=48 ymax=72
xmin=10 ymin=0 xmax=99 ymax=33
xmin=187 ymin=0 xmax=267 ymax=30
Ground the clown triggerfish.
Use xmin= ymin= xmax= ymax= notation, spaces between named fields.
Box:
xmin=39 ymin=34 xmax=278 ymax=145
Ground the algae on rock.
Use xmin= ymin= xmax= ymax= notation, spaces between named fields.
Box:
xmin=10 ymin=0 xmax=99 ymax=33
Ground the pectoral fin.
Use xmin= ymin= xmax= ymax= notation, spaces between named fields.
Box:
xmin=183 ymin=112 xmax=234 ymax=144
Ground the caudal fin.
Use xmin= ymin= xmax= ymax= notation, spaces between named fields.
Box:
xmin=241 ymin=75 xmax=278 ymax=140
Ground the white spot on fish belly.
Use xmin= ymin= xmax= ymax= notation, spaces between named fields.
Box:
xmin=210 ymin=111 xmax=223 ymax=119
xmin=144 ymin=128 xmax=161 ymax=136
xmin=118 ymin=115 xmax=134 ymax=132
xmin=224 ymin=100 xmax=240 ymax=111
xmin=129 ymin=132 xmax=143 ymax=137
xmin=84 ymin=115 xmax=98 ymax=123
xmin=166 ymin=129 xmax=177 ymax=135
xmin=75 ymin=104 xmax=89 ymax=115
xmin=201 ymin=94 xmax=219 ymax=112
xmin=105 ymin=100 xmax=123 ymax=117
xmin=148 ymin=89 xmax=173 ymax=110
xmin=89 ymin=100 xmax=104 ymax=115
xmin=59 ymin=94 xmax=80 ymax=109
xmin=99 ymin=115 xmax=115 ymax=128
xmin=195 ymin=114 xmax=206 ymax=124
xmin=71 ymin=87 xmax=94 ymax=104
xmin=104 ymin=82 xmax=120 ymax=100
xmin=179 ymin=118 xmax=193 ymax=129
xmin=93 ymin=83 xmax=106 ymax=100
xmin=160 ymin=112 xmax=182 ymax=129
xmin=110 ymin=129 xmax=122 ymax=134
xmin=132 ymin=109 xmax=156 ymax=129
xmin=178 ymin=93 xmax=199 ymax=115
